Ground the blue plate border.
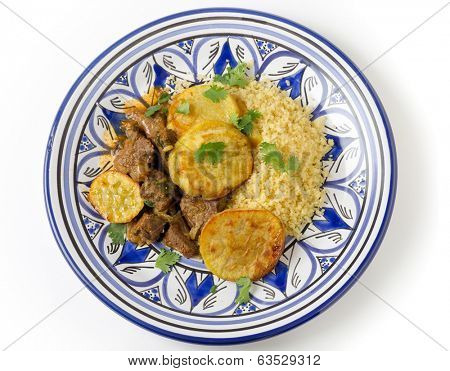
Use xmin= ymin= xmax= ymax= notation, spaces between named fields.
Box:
xmin=44 ymin=7 xmax=397 ymax=345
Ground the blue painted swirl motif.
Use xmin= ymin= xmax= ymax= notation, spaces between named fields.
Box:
xmin=76 ymin=36 xmax=366 ymax=316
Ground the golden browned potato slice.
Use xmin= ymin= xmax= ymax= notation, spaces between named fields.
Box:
xmin=167 ymin=85 xmax=241 ymax=137
xmin=168 ymin=120 xmax=253 ymax=199
xmin=88 ymin=170 xmax=144 ymax=223
xmin=199 ymin=209 xmax=285 ymax=281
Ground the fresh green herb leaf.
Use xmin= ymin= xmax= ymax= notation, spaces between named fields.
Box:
xmin=157 ymin=91 xmax=171 ymax=104
xmin=145 ymin=104 xmax=161 ymax=117
xmin=214 ymin=63 xmax=249 ymax=87
xmin=155 ymin=250 xmax=181 ymax=273
xmin=264 ymin=151 xmax=285 ymax=171
xmin=210 ymin=285 xmax=217 ymax=294
xmin=107 ymin=223 xmax=126 ymax=245
xmin=259 ymin=142 xmax=287 ymax=172
xmin=287 ymin=155 xmax=300 ymax=173
xmin=160 ymin=106 xmax=168 ymax=115
xmin=235 ymin=277 xmax=252 ymax=305
xmin=259 ymin=142 xmax=301 ymax=174
xmin=231 ymin=109 xmax=262 ymax=135
xmin=144 ymin=200 xmax=154 ymax=208
xmin=194 ymin=142 xmax=226 ymax=165
xmin=259 ymin=142 xmax=278 ymax=155
xmin=230 ymin=112 xmax=239 ymax=126
xmin=203 ymin=85 xmax=228 ymax=103
xmin=176 ymin=101 xmax=190 ymax=114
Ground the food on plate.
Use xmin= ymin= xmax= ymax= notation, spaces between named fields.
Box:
xmin=180 ymin=195 xmax=227 ymax=239
xmin=140 ymin=169 xmax=177 ymax=212
xmin=88 ymin=170 xmax=144 ymax=223
xmin=127 ymin=211 xmax=165 ymax=246
xmin=199 ymin=209 xmax=285 ymax=281
xmin=227 ymin=79 xmax=332 ymax=238
xmin=162 ymin=214 xmax=198 ymax=258
xmin=230 ymin=109 xmax=263 ymax=147
xmin=113 ymin=133 xmax=155 ymax=182
xmin=167 ymin=84 xmax=241 ymax=137
xmin=87 ymin=62 xmax=331 ymax=301
xmin=168 ymin=120 xmax=253 ymax=199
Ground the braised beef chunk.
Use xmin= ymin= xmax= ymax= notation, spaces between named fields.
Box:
xmin=140 ymin=169 xmax=177 ymax=212
xmin=180 ymin=195 xmax=227 ymax=238
xmin=162 ymin=216 xmax=198 ymax=258
xmin=127 ymin=212 xmax=166 ymax=246
xmin=126 ymin=111 xmax=177 ymax=150
xmin=120 ymin=120 xmax=141 ymax=141
xmin=114 ymin=135 xmax=155 ymax=182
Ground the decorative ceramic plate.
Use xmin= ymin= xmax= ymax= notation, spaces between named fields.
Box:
xmin=44 ymin=8 xmax=397 ymax=344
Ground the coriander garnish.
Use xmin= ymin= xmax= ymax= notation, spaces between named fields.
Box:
xmin=145 ymin=104 xmax=161 ymax=117
xmin=259 ymin=142 xmax=300 ymax=174
xmin=155 ymin=250 xmax=181 ymax=273
xmin=107 ymin=223 xmax=126 ymax=245
xmin=144 ymin=91 xmax=171 ymax=116
xmin=286 ymin=155 xmax=300 ymax=173
xmin=214 ymin=62 xmax=249 ymax=87
xmin=235 ymin=277 xmax=252 ymax=305
xmin=194 ymin=142 xmax=226 ymax=165
xmin=230 ymin=109 xmax=262 ymax=135
xmin=176 ymin=101 xmax=190 ymax=114
xmin=157 ymin=91 xmax=171 ymax=103
xmin=210 ymin=285 xmax=217 ymax=294
xmin=203 ymin=85 xmax=228 ymax=103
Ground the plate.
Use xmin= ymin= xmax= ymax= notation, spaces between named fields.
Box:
xmin=44 ymin=8 xmax=397 ymax=344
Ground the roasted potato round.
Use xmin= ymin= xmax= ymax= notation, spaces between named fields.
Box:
xmin=168 ymin=120 xmax=253 ymax=199
xmin=88 ymin=170 xmax=144 ymax=223
xmin=167 ymin=85 xmax=241 ymax=137
xmin=199 ymin=209 xmax=285 ymax=281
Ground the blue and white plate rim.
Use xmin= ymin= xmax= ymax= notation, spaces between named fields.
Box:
xmin=43 ymin=7 xmax=397 ymax=345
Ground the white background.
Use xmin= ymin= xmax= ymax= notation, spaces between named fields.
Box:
xmin=0 ymin=0 xmax=449 ymax=359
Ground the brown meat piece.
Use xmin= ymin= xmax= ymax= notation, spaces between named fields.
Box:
xmin=120 ymin=120 xmax=141 ymax=141
xmin=126 ymin=111 xmax=177 ymax=150
xmin=127 ymin=212 xmax=166 ymax=246
xmin=162 ymin=216 xmax=198 ymax=258
xmin=114 ymin=135 xmax=155 ymax=182
xmin=126 ymin=111 xmax=176 ymax=171
xmin=140 ymin=169 xmax=177 ymax=212
xmin=180 ymin=195 xmax=227 ymax=239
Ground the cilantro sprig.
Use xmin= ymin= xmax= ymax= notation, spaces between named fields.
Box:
xmin=176 ymin=101 xmax=190 ymax=114
xmin=194 ymin=142 xmax=226 ymax=165
xmin=259 ymin=142 xmax=300 ymax=174
xmin=235 ymin=277 xmax=252 ymax=305
xmin=107 ymin=223 xmax=126 ymax=245
xmin=203 ymin=85 xmax=228 ymax=103
xmin=214 ymin=62 xmax=249 ymax=88
xmin=144 ymin=91 xmax=172 ymax=117
xmin=157 ymin=92 xmax=171 ymax=103
xmin=230 ymin=109 xmax=262 ymax=135
xmin=286 ymin=155 xmax=300 ymax=172
xmin=155 ymin=249 xmax=181 ymax=273
xmin=145 ymin=104 xmax=161 ymax=117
